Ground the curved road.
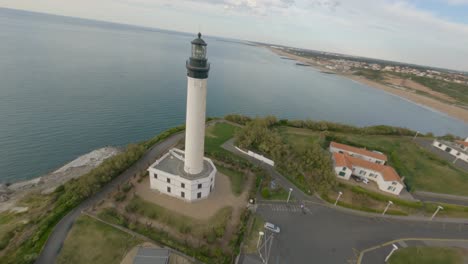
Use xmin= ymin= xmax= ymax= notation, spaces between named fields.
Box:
xmin=35 ymin=132 xmax=184 ymax=264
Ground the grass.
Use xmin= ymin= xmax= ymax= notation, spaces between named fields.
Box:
xmin=205 ymin=123 xmax=239 ymax=154
xmin=124 ymin=196 xmax=232 ymax=238
xmin=388 ymin=247 xmax=464 ymax=264
xmin=324 ymin=182 xmax=468 ymax=218
xmin=56 ymin=215 xmax=141 ymax=264
xmin=217 ymin=165 xmax=246 ymax=196
xmin=243 ymin=215 xmax=265 ymax=253
xmin=268 ymin=187 xmax=291 ymax=201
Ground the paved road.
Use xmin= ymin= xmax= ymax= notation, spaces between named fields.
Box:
xmin=413 ymin=191 xmax=468 ymax=207
xmin=35 ymin=132 xmax=184 ymax=264
xmin=252 ymin=202 xmax=468 ymax=264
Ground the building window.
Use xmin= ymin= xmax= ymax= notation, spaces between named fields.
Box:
xmin=338 ymin=171 xmax=346 ymax=177
xmin=438 ymin=143 xmax=442 ymax=147
xmin=166 ymin=178 xmax=171 ymax=183
xmin=392 ymin=181 xmax=397 ymax=185
xmin=167 ymin=186 xmax=171 ymax=193
xmin=181 ymin=183 xmax=185 ymax=188
xmin=375 ymin=161 xmax=381 ymax=164
xmin=457 ymin=152 xmax=461 ymax=156
xmin=210 ymin=185 xmax=212 ymax=192
xmin=445 ymin=147 xmax=452 ymax=152
xmin=197 ymin=192 xmax=202 ymax=199
xmin=154 ymin=174 xmax=158 ymax=179
xmin=198 ymin=183 xmax=202 ymax=189
xmin=359 ymin=170 xmax=366 ymax=176
xmin=181 ymin=191 xmax=185 ymax=198
xmin=342 ymin=167 xmax=346 ymax=171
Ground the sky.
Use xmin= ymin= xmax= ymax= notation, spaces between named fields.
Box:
xmin=1 ymin=0 xmax=468 ymax=71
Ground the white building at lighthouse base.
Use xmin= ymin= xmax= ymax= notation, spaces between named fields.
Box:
xmin=147 ymin=148 xmax=216 ymax=202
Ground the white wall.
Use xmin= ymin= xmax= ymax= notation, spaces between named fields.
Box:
xmin=330 ymin=146 xmax=386 ymax=165
xmin=433 ymin=140 xmax=468 ymax=163
xmin=350 ymin=165 xmax=403 ymax=195
xmin=148 ymin=150 xmax=217 ymax=202
xmin=235 ymin=147 xmax=275 ymax=166
xmin=334 ymin=166 xmax=352 ymax=180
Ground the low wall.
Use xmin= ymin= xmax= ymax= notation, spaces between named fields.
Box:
xmin=235 ymin=147 xmax=275 ymax=166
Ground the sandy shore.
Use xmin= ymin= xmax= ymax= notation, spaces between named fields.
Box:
xmin=266 ymin=46 xmax=468 ymax=124
xmin=0 ymin=147 xmax=121 ymax=213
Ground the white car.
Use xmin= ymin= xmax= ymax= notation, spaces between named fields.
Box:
xmin=363 ymin=178 xmax=369 ymax=184
xmin=264 ymin=222 xmax=280 ymax=233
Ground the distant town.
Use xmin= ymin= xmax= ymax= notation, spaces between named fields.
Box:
xmin=268 ymin=45 xmax=468 ymax=85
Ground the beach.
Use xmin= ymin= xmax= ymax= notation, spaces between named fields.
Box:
xmin=267 ymin=46 xmax=468 ymax=124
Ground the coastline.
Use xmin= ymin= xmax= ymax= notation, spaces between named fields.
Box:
xmin=266 ymin=46 xmax=468 ymax=124
xmin=0 ymin=147 xmax=121 ymax=213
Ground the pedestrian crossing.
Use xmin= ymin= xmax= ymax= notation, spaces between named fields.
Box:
xmin=260 ymin=203 xmax=311 ymax=213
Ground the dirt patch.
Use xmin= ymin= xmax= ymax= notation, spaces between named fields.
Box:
xmin=384 ymin=76 xmax=456 ymax=103
xmin=134 ymin=172 xmax=246 ymax=220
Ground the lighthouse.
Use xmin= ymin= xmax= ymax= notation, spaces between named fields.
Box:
xmin=184 ymin=33 xmax=210 ymax=175
xmin=147 ymin=33 xmax=217 ymax=202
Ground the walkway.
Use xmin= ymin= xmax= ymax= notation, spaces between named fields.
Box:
xmin=35 ymin=131 xmax=185 ymax=264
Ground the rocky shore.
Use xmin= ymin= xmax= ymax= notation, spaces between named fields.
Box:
xmin=0 ymin=147 xmax=121 ymax=213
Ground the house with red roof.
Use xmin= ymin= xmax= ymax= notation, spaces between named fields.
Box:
xmin=329 ymin=141 xmax=387 ymax=165
xmin=330 ymin=142 xmax=404 ymax=195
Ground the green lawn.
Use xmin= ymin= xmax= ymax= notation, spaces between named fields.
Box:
xmin=217 ymin=165 xmax=246 ymax=196
xmin=56 ymin=215 xmax=141 ymax=264
xmin=243 ymin=216 xmax=265 ymax=253
xmin=205 ymin=123 xmax=238 ymax=153
xmin=282 ymin=127 xmax=468 ymax=196
xmin=389 ymin=247 xmax=464 ymax=264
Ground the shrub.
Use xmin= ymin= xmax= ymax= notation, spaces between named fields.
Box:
xmin=261 ymin=187 xmax=271 ymax=199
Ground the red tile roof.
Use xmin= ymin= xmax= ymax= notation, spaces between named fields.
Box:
xmin=332 ymin=152 xmax=352 ymax=169
xmin=330 ymin=142 xmax=388 ymax=161
xmin=332 ymin=152 xmax=401 ymax=183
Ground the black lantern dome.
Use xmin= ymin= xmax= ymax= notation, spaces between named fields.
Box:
xmin=186 ymin=33 xmax=210 ymax=79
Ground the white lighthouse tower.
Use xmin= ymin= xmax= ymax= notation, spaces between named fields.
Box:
xmin=184 ymin=32 xmax=210 ymax=175
xmin=147 ymin=33 xmax=217 ymax=202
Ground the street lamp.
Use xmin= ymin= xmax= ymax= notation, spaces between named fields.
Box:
xmin=257 ymin=231 xmax=264 ymax=249
xmin=412 ymin=131 xmax=420 ymax=141
xmin=287 ymin=188 xmax=293 ymax=203
xmin=431 ymin=205 xmax=444 ymax=220
xmin=384 ymin=244 xmax=398 ymax=262
xmin=382 ymin=201 xmax=393 ymax=215
xmin=334 ymin=191 xmax=343 ymax=206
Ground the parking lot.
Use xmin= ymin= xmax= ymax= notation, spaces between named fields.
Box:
xmin=244 ymin=202 xmax=468 ymax=264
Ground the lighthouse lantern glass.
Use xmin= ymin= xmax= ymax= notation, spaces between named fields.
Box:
xmin=192 ymin=44 xmax=206 ymax=59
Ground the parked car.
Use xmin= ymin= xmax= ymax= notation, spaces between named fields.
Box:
xmin=264 ymin=222 xmax=280 ymax=233
xmin=351 ymin=175 xmax=363 ymax=182
xmin=363 ymin=178 xmax=369 ymax=184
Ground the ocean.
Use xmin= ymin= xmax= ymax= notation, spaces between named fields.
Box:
xmin=1 ymin=8 xmax=467 ymax=183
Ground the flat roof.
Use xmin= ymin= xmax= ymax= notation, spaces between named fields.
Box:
xmin=151 ymin=149 xmax=214 ymax=180
xmin=133 ymin=248 xmax=169 ymax=264
xmin=438 ymin=140 xmax=468 ymax=155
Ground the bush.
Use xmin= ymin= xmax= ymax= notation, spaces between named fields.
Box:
xmin=261 ymin=187 xmax=271 ymax=199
